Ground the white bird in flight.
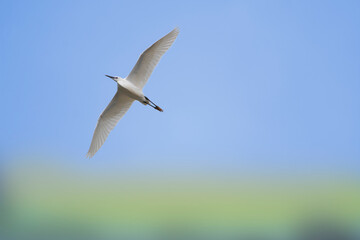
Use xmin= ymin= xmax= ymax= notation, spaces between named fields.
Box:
xmin=87 ymin=28 xmax=179 ymax=158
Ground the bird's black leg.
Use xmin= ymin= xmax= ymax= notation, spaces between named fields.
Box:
xmin=145 ymin=96 xmax=163 ymax=112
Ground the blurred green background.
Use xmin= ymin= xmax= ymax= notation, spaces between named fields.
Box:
xmin=1 ymin=156 xmax=359 ymax=239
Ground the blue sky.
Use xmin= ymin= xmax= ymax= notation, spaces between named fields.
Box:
xmin=1 ymin=1 xmax=359 ymax=174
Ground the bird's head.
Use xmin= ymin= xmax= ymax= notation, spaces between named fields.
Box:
xmin=105 ymin=75 xmax=120 ymax=82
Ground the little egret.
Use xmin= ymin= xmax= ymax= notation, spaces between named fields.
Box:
xmin=87 ymin=28 xmax=179 ymax=158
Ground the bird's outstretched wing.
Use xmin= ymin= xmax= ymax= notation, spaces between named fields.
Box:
xmin=126 ymin=27 xmax=179 ymax=89
xmin=87 ymin=88 xmax=134 ymax=158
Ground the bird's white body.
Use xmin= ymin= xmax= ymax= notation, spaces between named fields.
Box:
xmin=87 ymin=28 xmax=179 ymax=158
xmin=117 ymin=77 xmax=145 ymax=103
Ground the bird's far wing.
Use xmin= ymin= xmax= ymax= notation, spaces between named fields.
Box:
xmin=126 ymin=27 xmax=179 ymax=89
xmin=87 ymin=88 xmax=134 ymax=158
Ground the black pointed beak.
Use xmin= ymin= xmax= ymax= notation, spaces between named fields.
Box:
xmin=105 ymin=75 xmax=115 ymax=79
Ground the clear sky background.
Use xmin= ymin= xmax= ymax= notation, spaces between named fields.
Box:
xmin=1 ymin=0 xmax=359 ymax=176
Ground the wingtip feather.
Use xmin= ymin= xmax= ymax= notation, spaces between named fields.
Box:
xmin=172 ymin=27 xmax=180 ymax=36
xmin=86 ymin=150 xmax=95 ymax=159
